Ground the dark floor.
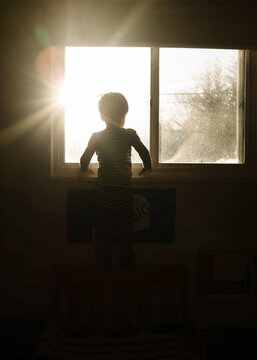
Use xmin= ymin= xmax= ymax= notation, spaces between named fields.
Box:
xmin=0 ymin=319 xmax=44 ymax=359
xmin=200 ymin=327 xmax=257 ymax=360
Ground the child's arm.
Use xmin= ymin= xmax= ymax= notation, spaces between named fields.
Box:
xmin=80 ymin=133 xmax=97 ymax=172
xmin=129 ymin=129 xmax=152 ymax=171
xmin=138 ymin=168 xmax=152 ymax=176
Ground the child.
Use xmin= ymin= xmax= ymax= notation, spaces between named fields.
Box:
xmin=80 ymin=92 xmax=152 ymax=270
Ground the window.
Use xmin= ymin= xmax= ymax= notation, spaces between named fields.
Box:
xmin=51 ymin=46 xmax=248 ymax=179
xmin=159 ymin=48 xmax=244 ymax=164
xmin=63 ymin=47 xmax=150 ymax=164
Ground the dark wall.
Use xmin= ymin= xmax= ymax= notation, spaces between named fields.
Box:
xmin=0 ymin=0 xmax=257 ymax=327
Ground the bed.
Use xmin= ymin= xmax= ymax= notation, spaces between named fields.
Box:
xmin=35 ymin=264 xmax=205 ymax=360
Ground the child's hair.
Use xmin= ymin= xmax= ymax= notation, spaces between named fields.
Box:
xmin=98 ymin=92 xmax=129 ymax=125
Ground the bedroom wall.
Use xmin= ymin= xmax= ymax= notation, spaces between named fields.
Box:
xmin=0 ymin=0 xmax=257 ymax=328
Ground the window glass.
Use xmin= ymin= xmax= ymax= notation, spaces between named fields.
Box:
xmin=64 ymin=47 xmax=151 ymax=163
xmin=159 ymin=48 xmax=240 ymax=163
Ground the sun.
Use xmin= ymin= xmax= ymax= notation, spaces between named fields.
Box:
xmin=58 ymin=86 xmax=67 ymax=106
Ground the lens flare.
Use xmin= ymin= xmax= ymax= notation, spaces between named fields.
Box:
xmin=58 ymin=86 xmax=66 ymax=105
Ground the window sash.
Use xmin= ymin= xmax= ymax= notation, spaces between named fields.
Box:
xmin=158 ymin=48 xmax=246 ymax=165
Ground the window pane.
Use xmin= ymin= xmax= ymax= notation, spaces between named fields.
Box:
xmin=64 ymin=47 xmax=150 ymax=163
xmin=159 ymin=48 xmax=241 ymax=163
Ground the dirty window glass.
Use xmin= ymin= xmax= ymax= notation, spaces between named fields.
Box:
xmin=159 ymin=49 xmax=240 ymax=164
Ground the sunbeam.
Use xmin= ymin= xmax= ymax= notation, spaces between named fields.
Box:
xmin=0 ymin=45 xmax=65 ymax=148
xmin=0 ymin=102 xmax=62 ymax=147
xmin=105 ymin=1 xmax=148 ymax=45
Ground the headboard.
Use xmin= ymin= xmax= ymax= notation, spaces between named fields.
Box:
xmin=53 ymin=265 xmax=189 ymax=332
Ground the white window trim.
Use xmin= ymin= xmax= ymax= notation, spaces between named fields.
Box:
xmin=50 ymin=47 xmax=256 ymax=180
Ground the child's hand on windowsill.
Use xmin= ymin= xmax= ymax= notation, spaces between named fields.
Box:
xmin=138 ymin=168 xmax=152 ymax=176
xmin=87 ymin=165 xmax=96 ymax=175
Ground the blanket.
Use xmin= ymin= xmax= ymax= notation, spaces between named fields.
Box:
xmin=35 ymin=319 xmax=200 ymax=360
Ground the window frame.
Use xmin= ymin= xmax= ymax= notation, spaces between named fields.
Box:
xmin=50 ymin=46 xmax=254 ymax=180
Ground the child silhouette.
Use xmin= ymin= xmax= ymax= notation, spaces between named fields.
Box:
xmin=80 ymin=92 xmax=152 ymax=269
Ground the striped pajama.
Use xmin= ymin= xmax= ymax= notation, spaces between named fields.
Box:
xmin=80 ymin=127 xmax=152 ymax=269
xmin=95 ymin=187 xmax=135 ymax=269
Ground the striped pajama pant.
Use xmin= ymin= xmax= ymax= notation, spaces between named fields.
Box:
xmin=95 ymin=187 xmax=135 ymax=269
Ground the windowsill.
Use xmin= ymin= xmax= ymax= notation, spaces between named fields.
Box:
xmin=49 ymin=164 xmax=257 ymax=183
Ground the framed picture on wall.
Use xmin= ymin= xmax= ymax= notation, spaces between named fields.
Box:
xmin=67 ymin=189 xmax=175 ymax=243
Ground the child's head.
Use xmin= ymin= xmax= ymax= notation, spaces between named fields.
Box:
xmin=98 ymin=92 xmax=129 ymax=127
